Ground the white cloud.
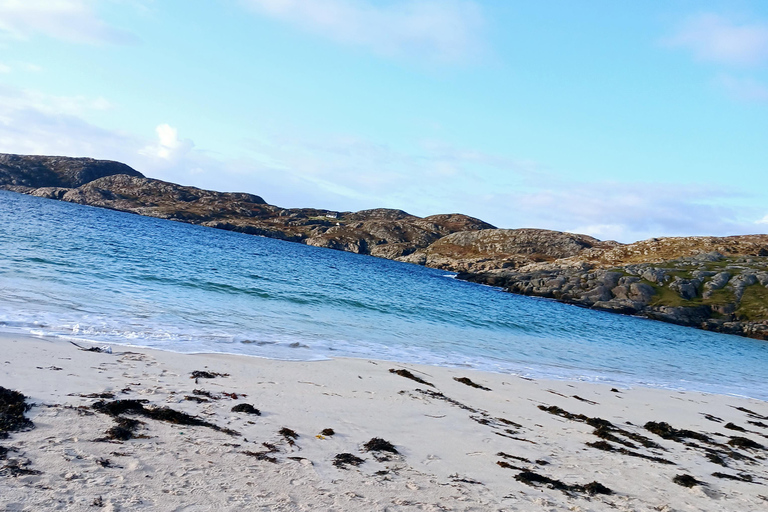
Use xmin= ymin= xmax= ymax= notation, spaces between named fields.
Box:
xmin=666 ymin=13 xmax=768 ymax=66
xmin=502 ymin=182 xmax=759 ymax=243
xmin=716 ymin=74 xmax=768 ymax=102
xmin=0 ymin=0 xmax=137 ymax=44
xmin=139 ymin=124 xmax=194 ymax=161
xmin=241 ymin=0 xmax=485 ymax=63
xmin=0 ymin=62 xmax=10 ymax=73
xmin=757 ymin=215 xmax=768 ymax=225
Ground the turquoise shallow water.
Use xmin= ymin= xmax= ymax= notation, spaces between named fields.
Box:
xmin=1 ymin=190 xmax=767 ymax=399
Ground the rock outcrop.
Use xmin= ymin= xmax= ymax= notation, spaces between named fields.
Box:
xmin=2 ymin=152 xmax=768 ymax=341
xmin=403 ymin=228 xmax=619 ymax=271
xmin=0 ymin=153 xmax=143 ymax=190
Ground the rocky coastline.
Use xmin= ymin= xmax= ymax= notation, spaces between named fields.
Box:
xmin=2 ymin=152 xmax=767 ymax=340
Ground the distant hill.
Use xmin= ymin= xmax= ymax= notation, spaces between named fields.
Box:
xmin=2 ymin=152 xmax=767 ymax=341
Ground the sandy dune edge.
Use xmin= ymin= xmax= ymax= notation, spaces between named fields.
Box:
xmin=1 ymin=332 xmax=767 ymax=511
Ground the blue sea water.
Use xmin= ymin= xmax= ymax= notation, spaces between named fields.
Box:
xmin=1 ymin=190 xmax=767 ymax=400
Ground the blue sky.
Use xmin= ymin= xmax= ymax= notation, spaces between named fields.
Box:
xmin=1 ymin=0 xmax=767 ymax=242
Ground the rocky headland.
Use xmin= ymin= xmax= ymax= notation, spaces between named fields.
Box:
xmin=2 ymin=152 xmax=767 ymax=340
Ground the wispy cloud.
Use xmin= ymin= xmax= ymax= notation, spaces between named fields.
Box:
xmin=665 ymin=13 xmax=768 ymax=67
xmin=0 ymin=0 xmax=137 ymax=44
xmin=501 ymin=181 xmax=762 ymax=242
xmin=241 ymin=0 xmax=485 ymax=63
xmin=0 ymin=84 xmax=132 ymax=158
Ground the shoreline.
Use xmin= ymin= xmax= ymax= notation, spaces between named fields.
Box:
xmin=4 ymin=326 xmax=767 ymax=403
xmin=2 ymin=332 xmax=768 ymax=511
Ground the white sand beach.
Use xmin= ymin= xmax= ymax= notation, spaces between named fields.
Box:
xmin=1 ymin=332 xmax=767 ymax=511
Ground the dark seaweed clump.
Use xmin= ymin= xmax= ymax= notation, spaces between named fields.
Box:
xmin=93 ymin=399 xmax=239 ymax=436
xmin=0 ymin=458 xmax=42 ymax=477
xmin=279 ymin=427 xmax=299 ymax=446
xmin=539 ymin=405 xmax=660 ymax=449
xmin=0 ymin=387 xmax=34 ymax=438
xmin=320 ymin=428 xmax=335 ymax=436
xmin=363 ymin=437 xmax=398 ymax=454
xmin=389 ymin=368 xmax=434 ymax=387
xmin=672 ymin=474 xmax=702 ymax=488
xmin=644 ymin=421 xmax=711 ymax=443
xmin=514 ymin=471 xmax=612 ymax=496
xmin=231 ymin=404 xmax=261 ymax=415
xmin=333 ymin=453 xmax=365 ymax=469
xmin=728 ymin=436 xmax=764 ymax=450
xmin=243 ymin=450 xmax=278 ymax=464
xmin=101 ymin=417 xmax=144 ymax=442
xmin=453 ymin=377 xmax=491 ymax=391
xmin=733 ymin=407 xmax=768 ymax=420
xmin=586 ymin=440 xmax=675 ymax=465
xmin=724 ymin=422 xmax=746 ymax=432
xmin=712 ymin=471 xmax=754 ymax=483
xmin=190 ymin=370 xmax=229 ymax=380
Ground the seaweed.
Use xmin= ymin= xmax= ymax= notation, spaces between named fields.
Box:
xmin=0 ymin=446 xmax=7 ymax=460
xmin=497 ymin=460 xmax=526 ymax=471
xmin=453 ymin=377 xmax=491 ymax=391
xmin=92 ymin=399 xmax=147 ymax=417
xmin=672 ymin=474 xmax=702 ymax=488
xmin=572 ymin=395 xmax=598 ymax=405
xmin=190 ymin=370 xmax=229 ymax=383
xmin=100 ymin=417 xmax=144 ymax=441
xmin=539 ymin=405 xmax=660 ymax=449
xmin=496 ymin=417 xmax=523 ymax=429
xmin=705 ymin=452 xmax=728 ymax=467
xmin=749 ymin=421 xmax=768 ymax=429
xmin=702 ymin=413 xmax=723 ymax=423
xmin=732 ymin=407 xmax=768 ymax=420
xmin=497 ymin=452 xmax=530 ymax=464
xmin=728 ymin=436 xmax=764 ymax=450
xmin=320 ymin=428 xmax=335 ymax=436
xmin=92 ymin=496 xmax=104 ymax=508
xmin=69 ymin=341 xmax=110 ymax=353
xmin=514 ymin=471 xmax=612 ymax=496
xmin=279 ymin=427 xmax=299 ymax=446
xmin=450 ymin=475 xmax=483 ymax=484
xmin=389 ymin=368 xmax=434 ymax=387
xmin=712 ymin=472 xmax=754 ymax=483
xmin=242 ymin=450 xmax=278 ymax=463
xmin=333 ymin=453 xmax=364 ymax=469
xmin=231 ymin=404 xmax=261 ymax=415
xmin=95 ymin=457 xmax=112 ymax=468
xmin=644 ymin=421 xmax=712 ymax=443
xmin=0 ymin=387 xmax=34 ymax=438
xmin=725 ymin=422 xmax=746 ymax=432
xmin=92 ymin=399 xmax=239 ymax=436
xmin=586 ymin=440 xmax=675 ymax=465
xmin=363 ymin=437 xmax=398 ymax=454
xmin=184 ymin=396 xmax=208 ymax=403
xmin=415 ymin=389 xmax=477 ymax=412
xmin=0 ymin=458 xmax=41 ymax=477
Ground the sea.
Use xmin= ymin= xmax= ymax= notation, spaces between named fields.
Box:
xmin=1 ymin=190 xmax=767 ymax=400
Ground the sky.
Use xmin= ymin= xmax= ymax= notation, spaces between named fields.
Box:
xmin=1 ymin=0 xmax=767 ymax=243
